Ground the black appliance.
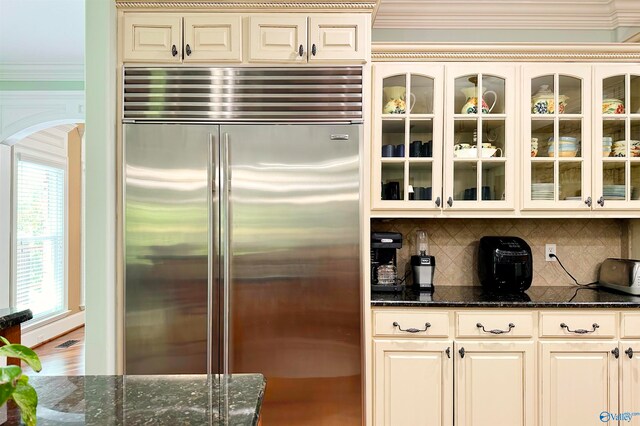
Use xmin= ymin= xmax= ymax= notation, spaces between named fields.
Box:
xmin=478 ymin=236 xmax=533 ymax=292
xmin=371 ymin=232 xmax=402 ymax=292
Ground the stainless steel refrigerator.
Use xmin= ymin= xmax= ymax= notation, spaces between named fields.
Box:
xmin=123 ymin=67 xmax=363 ymax=424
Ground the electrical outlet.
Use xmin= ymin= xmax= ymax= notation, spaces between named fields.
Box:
xmin=545 ymin=244 xmax=556 ymax=262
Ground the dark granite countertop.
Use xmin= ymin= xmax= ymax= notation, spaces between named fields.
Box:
xmin=371 ymin=286 xmax=640 ymax=308
xmin=5 ymin=374 xmax=265 ymax=425
xmin=0 ymin=308 xmax=32 ymax=330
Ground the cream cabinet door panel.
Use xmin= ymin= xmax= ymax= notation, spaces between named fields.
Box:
xmin=308 ymin=15 xmax=368 ymax=63
xmin=122 ymin=13 xmax=182 ymax=63
xmin=455 ymin=341 xmax=535 ymax=426
xmin=248 ymin=15 xmax=307 ymax=63
xmin=373 ymin=339 xmax=453 ymax=426
xmin=621 ymin=341 xmax=640 ymax=417
xmin=183 ymin=15 xmax=242 ymax=63
xmin=540 ymin=341 xmax=619 ymax=426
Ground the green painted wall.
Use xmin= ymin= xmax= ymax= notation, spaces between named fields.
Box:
xmin=0 ymin=81 xmax=84 ymax=91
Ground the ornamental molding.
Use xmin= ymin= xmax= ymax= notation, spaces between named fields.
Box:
xmin=0 ymin=64 xmax=84 ymax=82
xmin=116 ymin=1 xmax=377 ymax=10
xmin=372 ymin=43 xmax=640 ymax=62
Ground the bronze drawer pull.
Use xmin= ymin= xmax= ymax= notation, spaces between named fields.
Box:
xmin=560 ymin=322 xmax=599 ymax=334
xmin=476 ymin=322 xmax=515 ymax=334
xmin=625 ymin=348 xmax=634 ymax=359
xmin=393 ymin=321 xmax=431 ymax=333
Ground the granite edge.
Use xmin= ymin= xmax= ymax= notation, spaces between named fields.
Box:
xmin=0 ymin=309 xmax=33 ymax=330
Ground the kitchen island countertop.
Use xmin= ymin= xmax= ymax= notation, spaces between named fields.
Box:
xmin=371 ymin=285 xmax=640 ymax=308
xmin=4 ymin=374 xmax=265 ymax=425
xmin=0 ymin=308 xmax=33 ymax=330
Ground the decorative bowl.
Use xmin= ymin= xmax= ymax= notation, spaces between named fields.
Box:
xmin=602 ymin=98 xmax=625 ymax=114
xmin=532 ymin=84 xmax=568 ymax=114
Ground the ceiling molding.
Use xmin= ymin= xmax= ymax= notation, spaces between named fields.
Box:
xmin=115 ymin=1 xmax=377 ymax=10
xmin=374 ymin=0 xmax=640 ymax=30
xmin=0 ymin=64 xmax=84 ymax=82
xmin=372 ymin=42 xmax=640 ymax=62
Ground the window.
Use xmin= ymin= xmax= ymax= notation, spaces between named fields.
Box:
xmin=13 ymin=156 xmax=66 ymax=321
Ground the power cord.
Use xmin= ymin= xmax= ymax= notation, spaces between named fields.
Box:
xmin=548 ymin=253 xmax=598 ymax=287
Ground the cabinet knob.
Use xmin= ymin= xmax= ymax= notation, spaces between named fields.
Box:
xmin=186 ymin=44 xmax=192 ymax=56
xmin=298 ymin=44 xmax=304 ymax=57
xmin=435 ymin=196 xmax=441 ymax=207
xmin=459 ymin=347 xmax=465 ymax=358
xmin=585 ymin=196 xmax=592 ymax=207
xmin=171 ymin=44 xmax=178 ymax=57
xmin=447 ymin=197 xmax=453 ymax=207
xmin=625 ymin=347 xmax=634 ymax=359
xmin=612 ymin=347 xmax=620 ymax=359
xmin=597 ymin=196 xmax=605 ymax=207
xmin=311 ymin=43 xmax=317 ymax=56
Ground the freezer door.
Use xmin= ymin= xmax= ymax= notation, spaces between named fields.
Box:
xmin=124 ymin=124 xmax=219 ymax=374
xmin=221 ymin=124 xmax=362 ymax=425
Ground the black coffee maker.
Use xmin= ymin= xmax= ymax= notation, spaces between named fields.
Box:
xmin=371 ymin=232 xmax=403 ymax=292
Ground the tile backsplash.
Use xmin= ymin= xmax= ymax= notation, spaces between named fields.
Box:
xmin=372 ymin=218 xmax=627 ymax=287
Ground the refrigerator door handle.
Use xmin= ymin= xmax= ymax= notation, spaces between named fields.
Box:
xmin=220 ymin=132 xmax=231 ymax=375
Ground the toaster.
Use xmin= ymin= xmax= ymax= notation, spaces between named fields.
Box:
xmin=598 ymin=258 xmax=640 ymax=295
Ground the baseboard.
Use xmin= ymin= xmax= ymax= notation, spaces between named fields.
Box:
xmin=22 ymin=311 xmax=85 ymax=348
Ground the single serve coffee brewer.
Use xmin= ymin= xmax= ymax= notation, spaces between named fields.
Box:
xmin=371 ymin=232 xmax=403 ymax=292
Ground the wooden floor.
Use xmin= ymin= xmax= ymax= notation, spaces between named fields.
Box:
xmin=22 ymin=326 xmax=85 ymax=376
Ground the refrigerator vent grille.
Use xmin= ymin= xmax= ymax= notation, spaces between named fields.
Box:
xmin=123 ymin=67 xmax=363 ymax=122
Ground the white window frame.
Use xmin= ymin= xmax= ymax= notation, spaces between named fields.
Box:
xmin=11 ymin=147 xmax=69 ymax=326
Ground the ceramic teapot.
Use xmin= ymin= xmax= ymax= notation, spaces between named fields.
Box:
xmin=531 ymin=85 xmax=568 ymax=114
xmin=460 ymin=87 xmax=497 ymax=114
xmin=383 ymin=86 xmax=416 ymax=114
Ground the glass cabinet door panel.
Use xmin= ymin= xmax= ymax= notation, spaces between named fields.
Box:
xmin=603 ymin=162 xmax=626 ymax=201
xmin=455 ymin=75 xmax=479 ymax=114
xmin=453 ymin=162 xmax=478 ymax=201
xmin=531 ymin=120 xmax=554 ymax=158
xmin=453 ymin=119 xmax=478 ymax=158
xmin=558 ymin=119 xmax=582 ymax=158
xmin=483 ymin=75 xmax=505 ymax=114
xmin=603 ymin=75 xmax=626 ymax=114
xmin=409 ymin=120 xmax=433 ymax=158
xmin=531 ymin=162 xmax=555 ymax=201
xmin=481 ymin=162 xmax=505 ymax=200
xmin=409 ymin=163 xmax=433 ymax=201
xmin=381 ymin=162 xmax=404 ymax=201
xmin=482 ymin=119 xmax=505 ymax=158
xmin=630 ymin=120 xmax=640 ymax=158
xmin=531 ymin=75 xmax=554 ymax=114
xmin=410 ymin=75 xmax=434 ymax=114
xmin=559 ymin=162 xmax=582 ymax=201
xmin=382 ymin=75 xmax=407 ymax=115
xmin=604 ymin=119 xmax=626 ymax=158
xmin=631 ymin=75 xmax=640 ymax=114
xmin=559 ymin=75 xmax=582 ymax=114
xmin=382 ymin=119 xmax=405 ymax=158
xmin=630 ymin=163 xmax=640 ymax=200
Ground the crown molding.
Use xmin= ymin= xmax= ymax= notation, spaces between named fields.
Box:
xmin=374 ymin=0 xmax=640 ymax=30
xmin=372 ymin=42 xmax=640 ymax=62
xmin=115 ymin=1 xmax=377 ymax=10
xmin=0 ymin=64 xmax=84 ymax=82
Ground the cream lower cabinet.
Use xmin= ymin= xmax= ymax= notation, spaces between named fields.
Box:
xmin=540 ymin=341 xmax=619 ymax=426
xmin=454 ymin=341 xmax=536 ymax=426
xmin=373 ymin=339 xmax=453 ymax=426
xmin=621 ymin=341 xmax=640 ymax=416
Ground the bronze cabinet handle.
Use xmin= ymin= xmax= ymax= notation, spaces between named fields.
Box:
xmin=447 ymin=197 xmax=453 ymax=207
xmin=625 ymin=347 xmax=634 ymax=359
xmin=311 ymin=43 xmax=317 ymax=56
xmin=612 ymin=347 xmax=620 ymax=359
xmin=435 ymin=196 xmax=441 ymax=207
xmin=459 ymin=347 xmax=465 ymax=358
xmin=298 ymin=44 xmax=304 ymax=57
xmin=585 ymin=196 xmax=592 ymax=207
xmin=560 ymin=322 xmax=599 ymax=334
xmin=597 ymin=196 xmax=605 ymax=207
xmin=186 ymin=44 xmax=192 ymax=56
xmin=477 ymin=322 xmax=515 ymax=334
xmin=171 ymin=44 xmax=178 ymax=57
xmin=393 ymin=321 xmax=431 ymax=333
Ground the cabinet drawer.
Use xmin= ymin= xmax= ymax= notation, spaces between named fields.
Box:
xmin=456 ymin=311 xmax=534 ymax=338
xmin=539 ymin=312 xmax=617 ymax=338
xmin=373 ymin=310 xmax=450 ymax=338
xmin=621 ymin=313 xmax=640 ymax=338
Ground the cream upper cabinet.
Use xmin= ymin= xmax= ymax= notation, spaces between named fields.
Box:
xmin=122 ymin=13 xmax=182 ymax=63
xmin=454 ymin=341 xmax=536 ymax=426
xmin=248 ymin=15 xmax=308 ymax=63
xmin=522 ymin=64 xmax=593 ymax=210
xmin=308 ymin=15 xmax=368 ymax=63
xmin=540 ymin=341 xmax=618 ymax=426
xmin=593 ymin=65 xmax=640 ymax=210
xmin=183 ymin=15 xmax=242 ymax=63
xmin=620 ymin=341 xmax=640 ymax=416
xmin=372 ymin=63 xmax=445 ymax=211
xmin=444 ymin=64 xmax=516 ymax=211
xmin=373 ymin=339 xmax=453 ymax=426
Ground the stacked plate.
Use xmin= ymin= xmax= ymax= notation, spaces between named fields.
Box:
xmin=609 ymin=141 xmax=640 ymax=157
xmin=532 ymin=183 xmax=554 ymax=200
xmin=603 ymin=184 xmax=626 ymax=200
xmin=602 ymin=137 xmax=613 ymax=157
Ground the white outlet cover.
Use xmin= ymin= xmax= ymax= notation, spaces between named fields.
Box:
xmin=545 ymin=244 xmax=556 ymax=262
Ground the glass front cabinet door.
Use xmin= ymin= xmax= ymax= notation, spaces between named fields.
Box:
xmin=372 ymin=63 xmax=444 ymax=210
xmin=443 ymin=64 xmax=516 ymax=211
xmin=522 ymin=65 xmax=592 ymax=210
xmin=594 ymin=65 xmax=640 ymax=210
